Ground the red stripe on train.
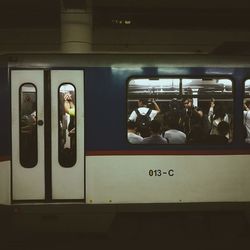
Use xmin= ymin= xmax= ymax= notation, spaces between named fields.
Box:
xmin=0 ymin=156 xmax=10 ymax=162
xmin=86 ymin=150 xmax=250 ymax=156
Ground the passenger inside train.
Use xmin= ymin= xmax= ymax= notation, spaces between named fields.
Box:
xmin=244 ymin=99 xmax=250 ymax=143
xmin=58 ymin=84 xmax=76 ymax=167
xmin=141 ymin=120 xmax=169 ymax=144
xmin=128 ymin=98 xmax=160 ymax=137
xmin=20 ymin=84 xmax=37 ymax=167
xmin=127 ymin=78 xmax=234 ymax=145
xmin=127 ymin=120 xmax=143 ymax=144
xmin=163 ymin=110 xmax=186 ymax=144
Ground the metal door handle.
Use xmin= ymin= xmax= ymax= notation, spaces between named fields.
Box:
xmin=37 ymin=120 xmax=44 ymax=126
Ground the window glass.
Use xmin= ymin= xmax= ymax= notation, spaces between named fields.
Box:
xmin=128 ymin=78 xmax=180 ymax=99
xmin=182 ymin=78 xmax=233 ymax=96
xmin=127 ymin=77 xmax=233 ymax=145
xmin=19 ymin=83 xmax=37 ymax=167
xmin=245 ymin=80 xmax=250 ymax=97
xmin=58 ymin=84 xmax=76 ymax=167
xmin=244 ymin=80 xmax=250 ymax=143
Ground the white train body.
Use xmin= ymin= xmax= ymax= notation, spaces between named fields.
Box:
xmin=0 ymin=54 xmax=250 ymax=207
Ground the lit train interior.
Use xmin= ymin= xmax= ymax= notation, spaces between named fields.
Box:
xmin=127 ymin=78 xmax=247 ymax=144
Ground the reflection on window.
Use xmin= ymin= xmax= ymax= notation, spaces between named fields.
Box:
xmin=182 ymin=79 xmax=233 ymax=96
xmin=128 ymin=78 xmax=180 ymax=99
xmin=19 ymin=83 xmax=37 ymax=168
xmin=58 ymin=83 xmax=76 ymax=167
xmin=127 ymin=77 xmax=233 ymax=145
xmin=244 ymin=80 xmax=250 ymax=143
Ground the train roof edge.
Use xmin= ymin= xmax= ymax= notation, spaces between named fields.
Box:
xmin=1 ymin=52 xmax=250 ymax=68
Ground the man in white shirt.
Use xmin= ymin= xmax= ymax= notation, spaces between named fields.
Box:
xmin=129 ymin=98 xmax=160 ymax=122
xmin=141 ymin=120 xmax=168 ymax=144
xmin=164 ymin=111 xmax=186 ymax=144
xmin=127 ymin=120 xmax=143 ymax=144
xmin=128 ymin=98 xmax=160 ymax=137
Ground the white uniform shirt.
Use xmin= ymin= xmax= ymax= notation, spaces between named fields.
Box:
xmin=127 ymin=132 xmax=143 ymax=144
xmin=164 ymin=129 xmax=186 ymax=144
xmin=129 ymin=107 xmax=158 ymax=122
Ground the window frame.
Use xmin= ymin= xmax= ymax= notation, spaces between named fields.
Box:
xmin=58 ymin=82 xmax=77 ymax=168
xmin=127 ymin=75 xmax=235 ymax=145
xmin=19 ymin=82 xmax=38 ymax=168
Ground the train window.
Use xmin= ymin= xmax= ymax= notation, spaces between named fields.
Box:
xmin=244 ymin=80 xmax=250 ymax=143
xmin=19 ymin=83 xmax=38 ymax=168
xmin=245 ymin=80 xmax=250 ymax=97
xmin=58 ymin=83 xmax=76 ymax=167
xmin=182 ymin=79 xmax=233 ymax=96
xmin=127 ymin=77 xmax=233 ymax=145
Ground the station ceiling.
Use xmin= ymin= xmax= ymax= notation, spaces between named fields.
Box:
xmin=1 ymin=0 xmax=250 ymax=29
xmin=1 ymin=0 xmax=250 ymax=54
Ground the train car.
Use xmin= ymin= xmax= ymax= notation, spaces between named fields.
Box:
xmin=0 ymin=53 xmax=250 ymax=231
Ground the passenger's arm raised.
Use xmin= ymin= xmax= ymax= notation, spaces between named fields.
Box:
xmin=152 ymin=99 xmax=160 ymax=112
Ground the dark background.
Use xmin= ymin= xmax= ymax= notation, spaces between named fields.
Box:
xmin=1 ymin=0 xmax=250 ymax=248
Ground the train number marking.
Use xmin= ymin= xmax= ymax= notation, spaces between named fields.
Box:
xmin=148 ymin=169 xmax=174 ymax=177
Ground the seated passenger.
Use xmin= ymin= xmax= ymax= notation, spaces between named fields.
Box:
xmin=127 ymin=120 xmax=143 ymax=144
xmin=163 ymin=112 xmax=186 ymax=144
xmin=141 ymin=120 xmax=168 ymax=144
xmin=206 ymin=121 xmax=229 ymax=144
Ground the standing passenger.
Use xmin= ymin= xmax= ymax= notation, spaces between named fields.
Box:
xmin=244 ymin=99 xmax=250 ymax=143
xmin=206 ymin=121 xmax=230 ymax=144
xmin=63 ymin=92 xmax=76 ymax=153
xmin=180 ymin=98 xmax=203 ymax=138
xmin=64 ymin=92 xmax=75 ymax=136
xmin=208 ymin=99 xmax=229 ymax=137
xmin=128 ymin=98 xmax=160 ymax=137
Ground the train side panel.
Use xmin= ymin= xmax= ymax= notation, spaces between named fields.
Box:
xmin=84 ymin=65 xmax=250 ymax=204
xmin=1 ymin=55 xmax=250 ymax=205
xmin=86 ymin=155 xmax=250 ymax=204
xmin=0 ymin=62 xmax=11 ymax=205
xmin=0 ymin=161 xmax=11 ymax=205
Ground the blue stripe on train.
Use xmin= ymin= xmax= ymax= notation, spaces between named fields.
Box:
xmin=84 ymin=66 xmax=250 ymax=151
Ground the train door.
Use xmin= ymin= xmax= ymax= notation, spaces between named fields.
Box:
xmin=50 ymin=70 xmax=84 ymax=200
xmin=11 ymin=69 xmax=84 ymax=201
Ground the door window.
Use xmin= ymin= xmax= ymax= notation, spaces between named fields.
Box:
xmin=58 ymin=83 xmax=76 ymax=167
xmin=19 ymin=83 xmax=38 ymax=168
